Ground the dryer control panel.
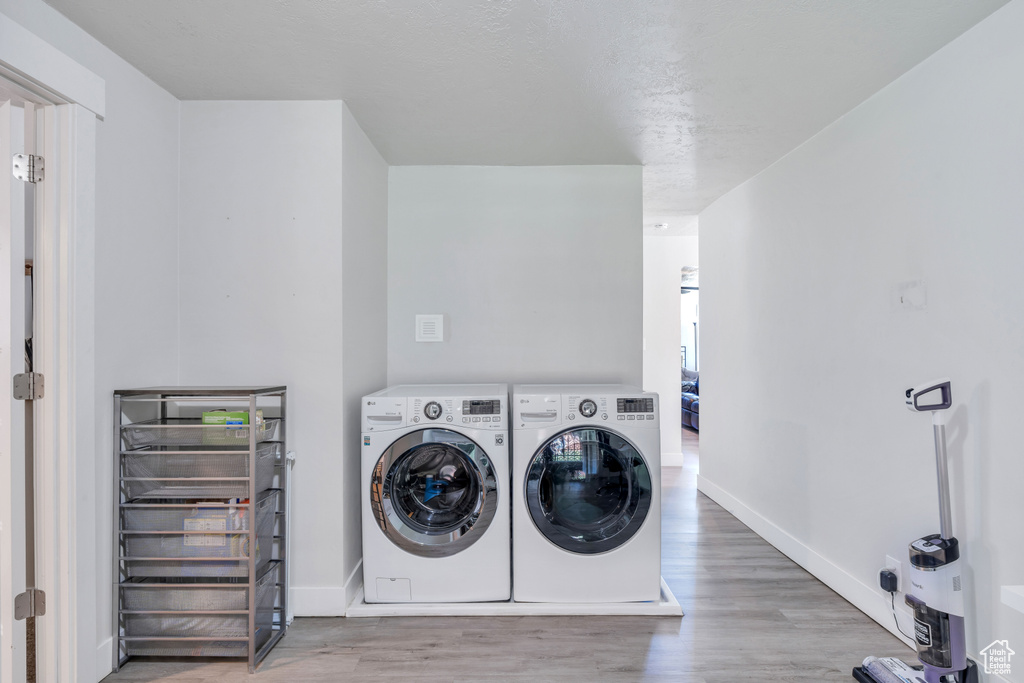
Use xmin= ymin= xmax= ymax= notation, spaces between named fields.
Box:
xmin=513 ymin=387 xmax=659 ymax=430
xmin=514 ymin=394 xmax=561 ymax=429
xmin=563 ymin=394 xmax=658 ymax=426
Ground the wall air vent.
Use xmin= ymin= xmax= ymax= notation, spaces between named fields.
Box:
xmin=415 ymin=314 xmax=444 ymax=343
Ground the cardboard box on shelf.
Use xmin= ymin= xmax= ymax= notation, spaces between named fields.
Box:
xmin=201 ymin=410 xmax=264 ymax=445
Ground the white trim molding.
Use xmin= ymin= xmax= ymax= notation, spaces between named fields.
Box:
xmin=290 ymin=587 xmax=352 ymax=617
xmin=0 ymin=97 xmax=29 ymax=683
xmin=0 ymin=12 xmax=105 ymax=119
xmin=344 ymin=560 xmax=363 ymax=614
xmin=697 ymin=475 xmax=1012 ymax=681
xmin=95 ymin=637 xmax=112 ymax=682
xmin=0 ymin=16 xmax=102 ymax=680
xmin=697 ymin=474 xmax=915 ymax=648
xmin=291 ymin=561 xmax=364 ymax=617
xmin=34 ymin=100 xmax=98 ymax=683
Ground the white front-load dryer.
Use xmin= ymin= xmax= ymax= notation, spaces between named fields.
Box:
xmin=361 ymin=384 xmax=510 ymax=603
xmin=512 ymin=384 xmax=661 ymax=603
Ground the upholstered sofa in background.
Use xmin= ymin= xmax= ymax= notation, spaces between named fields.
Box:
xmin=681 ymin=368 xmax=699 ymax=431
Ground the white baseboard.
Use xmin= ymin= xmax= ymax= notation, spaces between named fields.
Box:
xmin=96 ymin=637 xmax=112 ymax=681
xmin=697 ymin=475 xmax=914 ymax=647
xmin=696 ymin=475 xmax=1014 ymax=680
xmin=290 ymin=560 xmax=363 ymax=617
xmin=345 ymin=559 xmax=363 ymax=612
xmin=662 ymin=452 xmax=684 ymax=467
xmin=290 ymin=586 xmax=350 ymax=616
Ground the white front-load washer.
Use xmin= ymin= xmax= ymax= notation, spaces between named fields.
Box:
xmin=361 ymin=384 xmax=510 ymax=603
xmin=512 ymin=384 xmax=661 ymax=603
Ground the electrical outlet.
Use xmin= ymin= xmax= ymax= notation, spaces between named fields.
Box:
xmin=885 ymin=555 xmax=903 ymax=593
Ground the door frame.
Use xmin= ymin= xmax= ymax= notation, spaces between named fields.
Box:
xmin=0 ymin=10 xmax=103 ymax=682
xmin=1 ymin=95 xmax=30 ymax=683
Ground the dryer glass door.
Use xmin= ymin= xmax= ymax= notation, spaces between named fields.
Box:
xmin=371 ymin=428 xmax=498 ymax=558
xmin=525 ymin=428 xmax=652 ymax=555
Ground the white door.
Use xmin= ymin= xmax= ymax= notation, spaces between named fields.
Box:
xmin=0 ymin=87 xmax=42 ymax=683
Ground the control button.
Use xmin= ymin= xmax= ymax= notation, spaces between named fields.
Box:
xmin=602 ymin=414 xmax=608 ymax=420
xmin=579 ymin=399 xmax=598 ymax=418
xmin=627 ymin=415 xmax=635 ymax=420
xmin=424 ymin=401 xmax=442 ymax=420
xmin=483 ymin=417 xmax=491 ymax=422
xmin=446 ymin=415 xmax=453 ymax=422
xmin=567 ymin=413 xmax=575 ymax=420
xmin=463 ymin=417 xmax=470 ymax=423
xmin=473 ymin=417 xmax=481 ymax=422
xmin=494 ymin=417 xmax=501 ymax=423
xmin=617 ymin=415 xmax=625 ymax=420
xmin=413 ymin=416 xmax=420 ymax=423
xmin=646 ymin=414 xmax=655 ymax=420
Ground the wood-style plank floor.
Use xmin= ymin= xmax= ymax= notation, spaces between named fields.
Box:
xmin=103 ymin=428 xmax=911 ymax=682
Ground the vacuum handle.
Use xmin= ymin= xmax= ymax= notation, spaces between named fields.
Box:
xmin=906 ymin=378 xmax=952 ymax=412
xmin=906 ymin=378 xmax=954 ymax=539
xmin=934 ymin=421 xmax=953 ymax=540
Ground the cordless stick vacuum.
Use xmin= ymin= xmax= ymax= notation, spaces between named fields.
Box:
xmin=853 ymin=379 xmax=978 ymax=683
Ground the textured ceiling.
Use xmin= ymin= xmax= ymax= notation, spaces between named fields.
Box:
xmin=42 ymin=0 xmax=1010 ymax=229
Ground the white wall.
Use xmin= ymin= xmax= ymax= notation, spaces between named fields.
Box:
xmin=0 ymin=2 xmax=181 ymax=678
xmin=699 ymin=0 xmax=1024 ymax=674
xmin=177 ymin=101 xmax=388 ymax=616
xmin=642 ymin=235 xmax=698 ymax=465
xmin=387 ymin=165 xmax=643 ymax=387
xmin=340 ymin=104 xmax=389 ymax=606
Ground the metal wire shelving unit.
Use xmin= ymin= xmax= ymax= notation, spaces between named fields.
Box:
xmin=113 ymin=386 xmax=288 ymax=673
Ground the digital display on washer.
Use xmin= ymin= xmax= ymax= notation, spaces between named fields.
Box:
xmin=617 ymin=398 xmax=654 ymax=413
xmin=463 ymin=399 xmax=501 ymax=415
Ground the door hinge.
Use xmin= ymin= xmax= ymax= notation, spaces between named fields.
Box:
xmin=13 ymin=372 xmax=44 ymax=400
xmin=14 ymin=588 xmax=45 ymax=620
xmin=12 ymin=153 xmax=44 ymax=183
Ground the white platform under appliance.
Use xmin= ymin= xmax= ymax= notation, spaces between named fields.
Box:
xmin=346 ymin=577 xmax=682 ymax=617
xmin=512 ymin=384 xmax=662 ymax=603
xmin=361 ymin=384 xmax=510 ymax=603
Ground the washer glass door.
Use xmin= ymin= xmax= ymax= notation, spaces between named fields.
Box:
xmin=525 ymin=428 xmax=652 ymax=554
xmin=371 ymin=428 xmax=497 ymax=558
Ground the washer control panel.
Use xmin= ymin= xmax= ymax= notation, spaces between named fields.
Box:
xmin=456 ymin=397 xmax=505 ymax=428
xmin=411 ymin=397 xmax=456 ymax=424
xmin=362 ymin=397 xmax=406 ymax=432
xmin=424 ymin=401 xmax=443 ymax=420
xmin=579 ymin=399 xmax=598 ymax=418
xmin=363 ymin=388 xmax=508 ymax=433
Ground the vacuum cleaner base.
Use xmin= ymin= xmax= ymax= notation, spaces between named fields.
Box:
xmin=852 ymin=663 xmax=922 ymax=683
xmin=852 ymin=659 xmax=978 ymax=683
